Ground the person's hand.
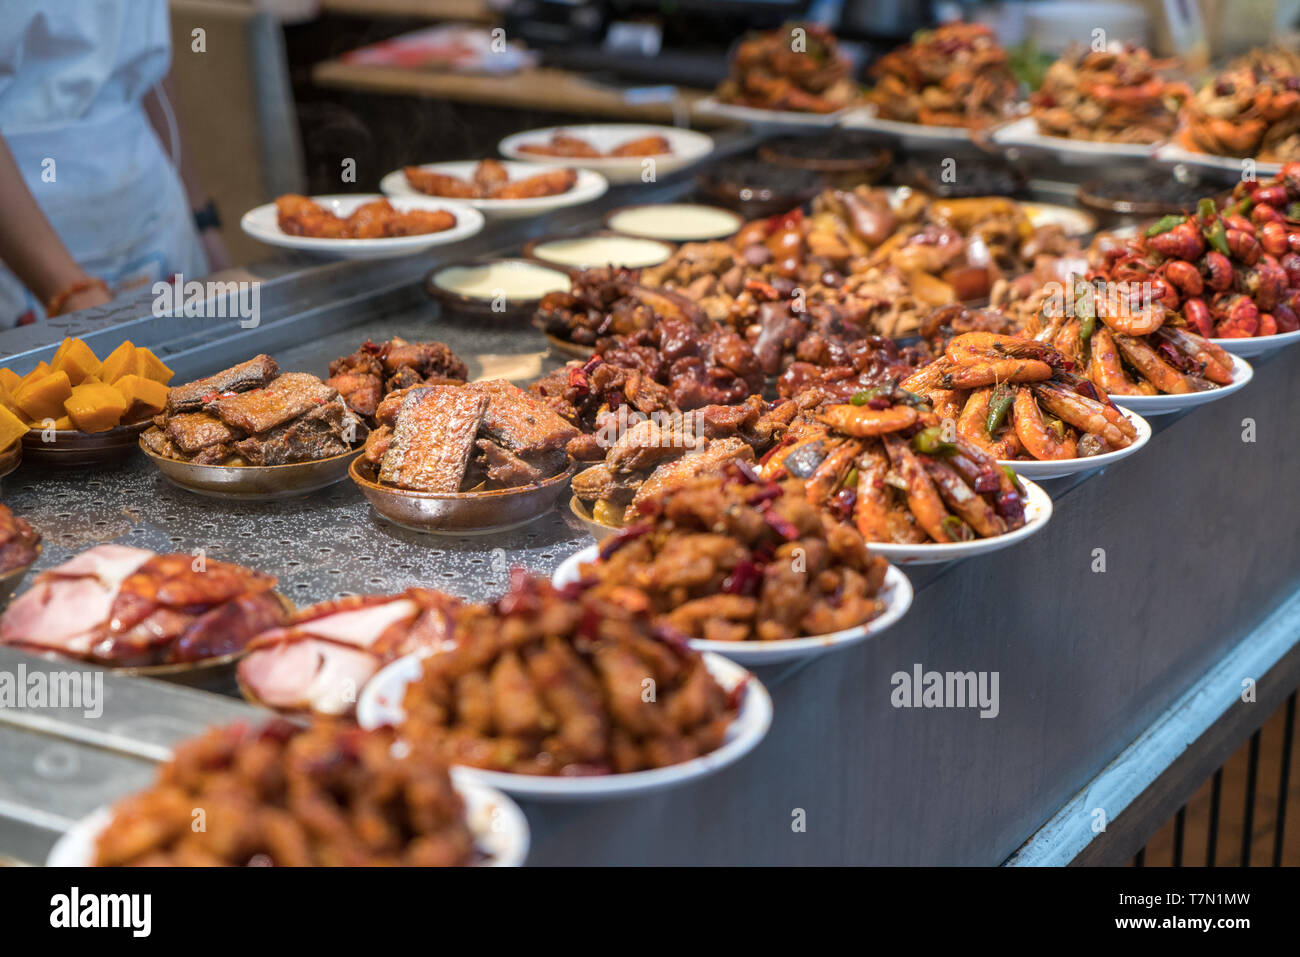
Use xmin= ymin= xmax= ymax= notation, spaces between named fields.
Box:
xmin=45 ymin=275 xmax=113 ymax=317
xmin=60 ymin=283 xmax=114 ymax=315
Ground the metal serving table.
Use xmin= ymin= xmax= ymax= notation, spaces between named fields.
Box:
xmin=2 ymin=135 xmax=1298 ymax=865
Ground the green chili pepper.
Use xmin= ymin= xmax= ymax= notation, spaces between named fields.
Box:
xmin=985 ymin=387 xmax=1014 ymax=435
xmin=1001 ymin=464 xmax=1025 ymax=494
xmin=849 ymin=386 xmax=884 ymax=406
xmin=1289 ymin=202 xmax=1300 ymax=221
xmin=1196 ymin=198 xmax=1217 ymax=222
xmin=1079 ymin=312 xmax=1096 ymax=347
xmin=1145 ymin=214 xmax=1186 ymax=237
xmin=911 ymin=425 xmax=956 ymax=456
xmin=1204 ymin=220 xmax=1230 ymax=257
xmin=1047 ymin=415 xmax=1066 ymax=441
xmin=842 ymin=466 xmax=859 ymax=490
xmin=941 ymin=515 xmax=972 ymax=541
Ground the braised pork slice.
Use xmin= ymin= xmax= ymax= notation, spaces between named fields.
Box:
xmin=165 ymin=412 xmax=241 ymax=454
xmin=379 ymin=386 xmax=487 ymax=492
xmin=233 ymin=398 xmax=364 ymax=466
xmin=209 ymin=372 xmax=337 ymax=434
xmin=166 ymin=354 xmax=279 ymax=413
xmin=469 ymin=379 xmax=579 ymax=455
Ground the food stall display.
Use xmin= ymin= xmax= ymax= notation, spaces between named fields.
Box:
xmin=4 ymin=16 xmax=1300 ymax=873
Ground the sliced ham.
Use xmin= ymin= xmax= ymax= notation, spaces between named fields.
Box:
xmin=1 ymin=577 xmax=119 ymax=655
xmin=237 ymin=639 xmax=380 ymax=715
xmin=39 ymin=544 xmax=153 ymax=587
xmin=239 ymin=590 xmax=463 ymax=716
xmin=296 ymin=598 xmax=421 ymax=647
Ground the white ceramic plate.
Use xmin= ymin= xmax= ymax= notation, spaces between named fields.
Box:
xmin=992 ymin=116 xmax=1164 ymax=164
xmin=997 ymin=409 xmax=1151 ymax=481
xmin=241 ymin=194 xmax=484 ymax=259
xmin=694 ymin=97 xmax=855 ymax=133
xmin=499 ymin=124 xmax=714 ymax=184
xmin=551 ymin=548 xmax=914 ymax=665
xmin=46 ymin=776 xmax=529 ymax=866
xmin=1153 ymin=142 xmax=1281 ymax=179
xmin=1210 ymin=327 xmax=1300 ymax=358
xmin=380 ymin=161 xmax=608 ymax=220
xmin=359 ymin=651 xmax=771 ymax=802
xmin=1110 ymin=353 xmax=1254 ymax=416
xmin=865 ymin=477 xmax=1053 ymax=566
xmin=839 ymin=105 xmax=975 ymax=148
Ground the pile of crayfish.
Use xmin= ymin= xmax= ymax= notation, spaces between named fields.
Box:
xmin=1093 ymin=165 xmax=1300 ymax=341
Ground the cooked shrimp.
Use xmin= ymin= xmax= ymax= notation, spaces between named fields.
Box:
xmin=609 ymin=135 xmax=672 ymax=157
xmin=882 ymin=435 xmax=954 ymax=543
xmin=855 ymin=447 xmax=924 ymax=543
xmin=902 ymin=359 xmax=952 ymax=393
xmin=1087 ymin=326 xmax=1143 ymax=395
xmin=956 ymin=388 xmax=1021 ymax=459
xmin=1098 ymin=297 xmax=1167 ymax=336
xmin=1155 ymin=327 xmax=1235 ymax=385
xmin=804 ymin=439 xmax=864 ymax=506
xmin=941 ymin=358 xmax=1054 ymax=389
xmin=945 ymin=332 xmax=1056 ymax=362
xmin=927 ymin=388 xmax=967 ymax=422
xmin=922 ymin=458 xmax=1007 ymax=538
xmin=1032 ymin=383 xmax=1136 ymax=447
xmin=1112 ymin=333 xmax=1192 ymax=393
xmin=818 ymin=404 xmax=919 ymax=436
xmin=1012 ymin=387 xmax=1079 ymax=460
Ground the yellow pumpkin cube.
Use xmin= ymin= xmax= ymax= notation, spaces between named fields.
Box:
xmin=0 ymin=403 xmax=27 ymax=449
xmin=136 ymin=347 xmax=174 ymax=384
xmin=98 ymin=341 xmax=137 ymax=383
xmin=17 ymin=361 xmax=50 ymax=391
xmin=0 ymin=367 xmax=21 ymax=394
xmin=113 ymin=374 xmax=169 ymax=420
xmin=51 ymin=337 xmax=102 ymax=385
xmin=53 ymin=415 xmax=74 ymax=431
xmin=63 ymin=382 xmax=128 ymax=433
xmin=14 ymin=370 xmax=72 ymax=423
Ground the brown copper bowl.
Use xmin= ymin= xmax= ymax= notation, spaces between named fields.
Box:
xmin=140 ymin=434 xmax=363 ymax=501
xmin=350 ymin=457 xmax=574 ymax=534
xmin=21 ymin=420 xmax=150 ymax=467
xmin=568 ymin=496 xmax=620 ymax=541
xmin=0 ymin=441 xmax=20 ymax=480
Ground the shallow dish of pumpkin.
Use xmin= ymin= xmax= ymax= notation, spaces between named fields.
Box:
xmin=3 ymin=337 xmax=173 ymax=467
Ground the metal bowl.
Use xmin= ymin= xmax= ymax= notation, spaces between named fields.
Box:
xmin=569 ymin=496 xmax=620 ymax=541
xmin=539 ymin=328 xmax=596 ymax=359
xmin=0 ymin=441 xmax=20 ymax=480
xmin=140 ymin=434 xmax=363 ymax=501
xmin=350 ymin=457 xmax=574 ymax=534
xmin=21 ymin=420 xmax=150 ymax=467
xmin=0 ymin=543 xmax=41 ymax=606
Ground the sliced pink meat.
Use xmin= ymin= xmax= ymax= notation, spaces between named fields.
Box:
xmin=295 ymin=598 xmax=420 ymax=648
xmin=0 ymin=578 xmax=117 ymax=655
xmin=40 ymin=544 xmax=153 ymax=587
xmin=237 ymin=639 xmax=380 ymax=715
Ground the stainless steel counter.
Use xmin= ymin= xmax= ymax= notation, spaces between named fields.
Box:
xmin=2 ymin=139 xmax=1298 ymax=865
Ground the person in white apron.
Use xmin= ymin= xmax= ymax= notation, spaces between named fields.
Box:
xmin=0 ymin=0 xmax=214 ymax=327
